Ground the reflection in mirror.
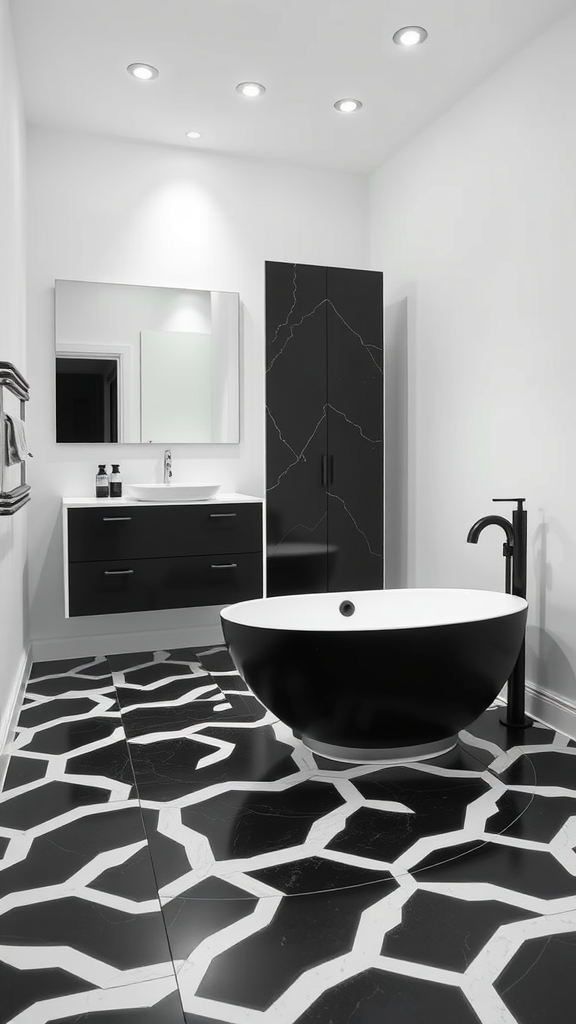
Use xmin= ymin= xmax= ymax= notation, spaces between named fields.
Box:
xmin=54 ymin=280 xmax=240 ymax=444
xmin=56 ymin=357 xmax=119 ymax=442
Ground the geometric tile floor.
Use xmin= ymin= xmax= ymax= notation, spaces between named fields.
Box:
xmin=1 ymin=646 xmax=576 ymax=1023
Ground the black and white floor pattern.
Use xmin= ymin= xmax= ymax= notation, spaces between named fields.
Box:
xmin=1 ymin=647 xmax=576 ymax=1023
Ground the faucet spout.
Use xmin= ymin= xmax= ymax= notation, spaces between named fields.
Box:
xmin=163 ymin=449 xmax=172 ymax=485
xmin=466 ymin=515 xmax=515 ymax=547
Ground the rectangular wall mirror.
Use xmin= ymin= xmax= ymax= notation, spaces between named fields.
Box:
xmin=54 ymin=280 xmax=240 ymax=444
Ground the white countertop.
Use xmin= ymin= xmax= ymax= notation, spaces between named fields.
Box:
xmin=63 ymin=492 xmax=263 ymax=509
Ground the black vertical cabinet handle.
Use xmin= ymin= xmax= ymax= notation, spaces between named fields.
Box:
xmin=321 ymin=454 xmax=328 ymax=488
xmin=329 ymin=455 xmax=335 ymax=486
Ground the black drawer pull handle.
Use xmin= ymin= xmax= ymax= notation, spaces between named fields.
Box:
xmin=104 ymin=569 xmax=135 ymax=576
xmin=211 ymin=563 xmax=238 ymax=569
xmin=209 ymin=513 xmax=237 ymax=518
xmin=102 ymin=517 xmax=132 ymax=522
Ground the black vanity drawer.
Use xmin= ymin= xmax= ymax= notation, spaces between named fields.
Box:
xmin=67 ymin=503 xmax=262 ymax=562
xmin=68 ymin=552 xmax=263 ymax=617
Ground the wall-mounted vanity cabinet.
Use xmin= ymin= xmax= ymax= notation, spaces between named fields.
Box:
xmin=62 ymin=495 xmax=263 ymax=617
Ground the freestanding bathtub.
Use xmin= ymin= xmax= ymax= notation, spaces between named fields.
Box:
xmin=221 ymin=588 xmax=528 ymax=762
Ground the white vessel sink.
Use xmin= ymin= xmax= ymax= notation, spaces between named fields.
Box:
xmin=126 ymin=483 xmax=221 ymax=502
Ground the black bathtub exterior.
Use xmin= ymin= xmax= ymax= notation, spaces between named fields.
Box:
xmin=221 ymin=607 xmax=528 ymax=749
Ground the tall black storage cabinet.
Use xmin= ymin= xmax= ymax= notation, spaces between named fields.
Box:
xmin=265 ymin=260 xmax=383 ymax=597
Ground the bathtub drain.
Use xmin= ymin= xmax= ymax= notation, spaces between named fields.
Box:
xmin=339 ymin=600 xmax=355 ymax=617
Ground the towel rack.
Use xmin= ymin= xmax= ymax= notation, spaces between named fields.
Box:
xmin=0 ymin=361 xmax=31 ymax=515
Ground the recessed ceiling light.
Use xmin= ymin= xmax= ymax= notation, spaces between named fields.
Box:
xmin=236 ymin=82 xmax=266 ymax=98
xmin=392 ymin=26 xmax=428 ymax=47
xmin=185 ymin=130 xmax=202 ymax=139
xmin=334 ymin=98 xmax=363 ymax=113
xmin=127 ymin=63 xmax=159 ymax=80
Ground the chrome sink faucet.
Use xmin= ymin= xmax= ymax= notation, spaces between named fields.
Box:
xmin=163 ymin=449 xmax=172 ymax=484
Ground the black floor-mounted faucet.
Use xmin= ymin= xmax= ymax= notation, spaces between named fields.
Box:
xmin=467 ymin=498 xmax=531 ymax=728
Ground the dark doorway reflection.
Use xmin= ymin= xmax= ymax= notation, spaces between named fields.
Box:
xmin=56 ymin=358 xmax=119 ymax=443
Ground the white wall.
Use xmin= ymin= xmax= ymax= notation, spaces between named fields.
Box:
xmin=370 ymin=8 xmax=576 ymax=707
xmin=27 ymin=127 xmax=369 ymax=658
xmin=0 ymin=0 xmax=28 ymax=747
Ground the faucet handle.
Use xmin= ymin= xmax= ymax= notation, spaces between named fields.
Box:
xmin=493 ymin=497 xmax=525 ymax=511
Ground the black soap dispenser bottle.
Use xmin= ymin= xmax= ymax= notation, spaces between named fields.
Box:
xmin=109 ymin=464 xmax=123 ymax=498
xmin=95 ymin=465 xmax=109 ymax=498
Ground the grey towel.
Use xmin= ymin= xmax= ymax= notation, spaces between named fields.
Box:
xmin=4 ymin=414 xmax=28 ymax=465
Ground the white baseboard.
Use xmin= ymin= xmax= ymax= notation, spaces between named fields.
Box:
xmin=0 ymin=645 xmax=33 ymax=788
xmin=31 ymin=624 xmax=225 ymax=664
xmin=524 ymin=680 xmax=576 ymax=741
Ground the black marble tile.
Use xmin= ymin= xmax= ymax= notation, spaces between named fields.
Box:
xmin=89 ymin=844 xmax=161 ymax=903
xmin=215 ymin=691 xmax=268 ymax=720
xmin=214 ymin=673 xmax=251 ymax=693
xmin=195 ymin=880 xmax=397 ymax=1011
xmin=1 ymin=753 xmax=47 ymax=791
xmin=486 ymin=791 xmax=576 ymax=843
xmin=161 ymin=884 xmax=259 ymax=962
xmin=119 ymin=695 xmax=255 ymax=741
xmin=496 ymin=930 xmax=576 ymax=1023
xmin=165 ymin=648 xmax=205 ymax=665
xmin=0 ymin=781 xmax=111 ymax=830
xmin=296 ymin=967 xmax=482 ymax=1023
xmin=20 ymin=717 xmax=119 ymax=755
xmin=48 ymin=990 xmax=186 ymax=1024
xmin=115 ymin=676 xmax=216 ymax=710
xmin=106 ymin=651 xmax=157 ymax=672
xmin=492 ymin=753 xmax=538 ymax=786
xmin=0 ymin=961 xmax=94 ymax=1023
xmin=179 ymin=781 xmax=344 ymax=861
xmin=311 ymin=753 xmax=368 ymax=772
xmin=249 ymin=854 xmax=392 ymax=895
xmin=184 ymin=1015 xmax=230 ymax=1024
xmin=461 ymin=708 xmax=555 ymax=761
xmin=0 ymin=836 xmax=9 ymax=859
xmin=57 ymin=804 xmax=149 ymax=855
xmin=174 ymin=877 xmax=258 ymax=901
xmin=415 ymin=839 xmax=576 ymax=899
xmin=382 ymin=890 xmax=536 ymax=972
xmin=0 ymin=805 xmax=150 ymax=898
xmin=354 ymin=764 xmax=489 ymax=805
xmin=422 ymin=743 xmax=491 ymax=774
xmin=140 ymin=808 xmax=196 ymax=891
xmin=66 ymin=739 xmax=137 ymax=791
xmin=327 ymin=770 xmax=489 ymax=862
xmin=29 ymin=657 xmax=105 ymax=678
xmin=130 ymin=725 xmax=297 ymax=800
xmin=115 ymin=663 xmax=196 ymax=688
xmin=75 ymin=659 xmax=115 ymax=679
xmin=16 ymin=697 xmax=101 ymax=729
xmin=500 ymin=749 xmax=576 ymax=789
xmin=428 ymin=740 xmax=489 ymax=773
xmin=27 ymin=676 xmax=116 ymax=696
xmin=1 ymin=899 xmax=173 ymax=971
xmin=196 ymin=648 xmax=236 ymax=674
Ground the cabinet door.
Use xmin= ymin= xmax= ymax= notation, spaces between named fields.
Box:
xmin=68 ymin=553 xmax=263 ymax=617
xmin=326 ymin=267 xmax=384 ymax=592
xmin=265 ymin=261 xmax=328 ymax=596
xmin=68 ymin=503 xmax=262 ymax=561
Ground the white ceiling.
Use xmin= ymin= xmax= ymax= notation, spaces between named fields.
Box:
xmin=9 ymin=0 xmax=576 ymax=173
